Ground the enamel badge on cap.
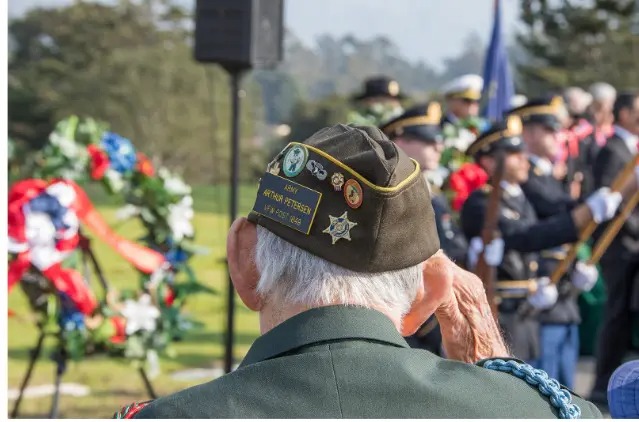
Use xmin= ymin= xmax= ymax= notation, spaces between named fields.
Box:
xmin=283 ymin=145 xmax=308 ymax=177
xmin=344 ymin=179 xmax=363 ymax=209
xmin=323 ymin=211 xmax=357 ymax=245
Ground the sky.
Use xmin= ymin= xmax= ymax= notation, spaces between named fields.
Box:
xmin=7 ymin=0 xmax=521 ymax=70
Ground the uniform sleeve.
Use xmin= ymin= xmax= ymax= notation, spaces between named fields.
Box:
xmin=460 ymin=192 xmax=486 ymax=240
xmin=461 ymin=191 xmax=579 ymax=254
xmin=522 ymin=176 xmax=577 ymax=219
xmin=500 ymin=211 xmax=579 ymax=253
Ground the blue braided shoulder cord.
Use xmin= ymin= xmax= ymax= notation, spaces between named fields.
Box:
xmin=481 ymin=359 xmax=581 ymax=419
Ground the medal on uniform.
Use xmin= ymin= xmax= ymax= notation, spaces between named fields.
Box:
xmin=331 ymin=173 xmax=345 ymax=191
xmin=283 ymin=145 xmax=308 ymax=177
xmin=323 ymin=211 xmax=357 ymax=245
xmin=306 ymin=159 xmax=327 ymax=180
xmin=343 ymin=179 xmax=363 ymax=209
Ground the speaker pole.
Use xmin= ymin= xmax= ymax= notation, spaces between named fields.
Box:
xmin=224 ymin=68 xmax=245 ymax=374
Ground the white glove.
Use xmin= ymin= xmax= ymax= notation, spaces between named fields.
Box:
xmin=467 ymin=237 xmax=505 ymax=269
xmin=527 ymin=277 xmax=558 ymax=310
xmin=571 ymin=261 xmax=598 ymax=292
xmin=586 ymin=187 xmax=622 ymax=223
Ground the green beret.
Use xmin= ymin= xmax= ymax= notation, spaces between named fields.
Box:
xmin=247 ymin=124 xmax=440 ymax=273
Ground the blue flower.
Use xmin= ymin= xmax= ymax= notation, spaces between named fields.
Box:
xmin=101 ymin=132 xmax=137 ymax=173
xmin=165 ymin=247 xmax=189 ymax=267
xmin=28 ymin=193 xmax=68 ymax=230
xmin=58 ymin=293 xmax=85 ymax=331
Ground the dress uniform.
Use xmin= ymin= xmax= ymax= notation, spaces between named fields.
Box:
xmin=380 ymin=103 xmax=468 ymax=355
xmin=509 ymin=98 xmax=595 ymax=388
xmin=440 ymin=74 xmax=484 ymax=126
xmin=591 ymin=93 xmax=639 ymax=401
xmin=461 ymin=117 xmax=583 ymax=363
xmin=114 ymin=124 xmax=601 ymax=418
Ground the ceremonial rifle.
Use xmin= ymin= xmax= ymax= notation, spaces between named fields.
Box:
xmin=588 ymin=166 xmax=639 ymax=266
xmin=475 ymin=150 xmax=505 ymax=320
xmin=549 ymin=153 xmax=639 ymax=284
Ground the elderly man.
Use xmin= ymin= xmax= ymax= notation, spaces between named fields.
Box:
xmin=114 ymin=125 xmax=602 ymax=418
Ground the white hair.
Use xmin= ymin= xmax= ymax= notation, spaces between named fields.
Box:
xmin=254 ymin=226 xmax=422 ymax=318
xmin=588 ymin=82 xmax=617 ymax=103
xmin=563 ymin=87 xmax=593 ymax=114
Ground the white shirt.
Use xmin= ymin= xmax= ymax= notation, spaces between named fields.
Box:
xmin=528 ymin=155 xmax=553 ymax=176
xmin=613 ymin=125 xmax=639 ymax=154
xmin=500 ymin=181 xmax=523 ymax=197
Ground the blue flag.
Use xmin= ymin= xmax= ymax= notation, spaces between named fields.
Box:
xmin=481 ymin=0 xmax=514 ymax=122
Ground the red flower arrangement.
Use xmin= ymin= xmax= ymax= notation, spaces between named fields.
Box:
xmin=87 ymin=144 xmax=110 ymax=180
xmin=448 ymin=162 xmax=489 ymax=211
xmin=136 ymin=152 xmax=155 ymax=177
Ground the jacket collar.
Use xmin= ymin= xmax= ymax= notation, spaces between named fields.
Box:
xmin=239 ymin=305 xmax=409 ymax=367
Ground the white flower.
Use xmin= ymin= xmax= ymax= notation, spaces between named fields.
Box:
xmin=167 ymin=195 xmax=194 ymax=241
xmin=25 ymin=212 xmax=57 ymax=246
xmin=104 ymin=169 xmax=125 ymax=193
xmin=115 ymin=204 xmax=141 ymax=221
xmin=454 ymin=128 xmax=477 ymax=152
xmin=46 ymin=182 xmax=76 ymax=207
xmin=121 ymin=294 xmax=160 ymax=335
xmin=49 ymin=133 xmax=80 ymax=158
xmin=163 ymin=175 xmax=191 ymax=196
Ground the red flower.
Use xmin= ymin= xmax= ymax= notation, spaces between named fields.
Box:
xmin=109 ymin=315 xmax=127 ymax=344
xmin=164 ymin=286 xmax=176 ymax=307
xmin=136 ymin=152 xmax=154 ymax=177
xmin=87 ymin=144 xmax=109 ymax=180
xmin=449 ymin=163 xmax=488 ymax=211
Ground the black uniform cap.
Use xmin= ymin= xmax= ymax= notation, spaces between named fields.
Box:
xmin=379 ymin=102 xmax=443 ymax=143
xmin=467 ymin=115 xmax=525 ymax=159
xmin=507 ymin=96 xmax=564 ymax=131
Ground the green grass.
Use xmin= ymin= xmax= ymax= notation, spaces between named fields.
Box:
xmin=8 ymin=186 xmax=261 ymax=418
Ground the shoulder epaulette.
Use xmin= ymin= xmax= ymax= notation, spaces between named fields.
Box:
xmin=113 ymin=400 xmax=153 ymax=419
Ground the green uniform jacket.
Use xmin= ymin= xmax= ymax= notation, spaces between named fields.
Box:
xmin=129 ymin=306 xmax=601 ymax=418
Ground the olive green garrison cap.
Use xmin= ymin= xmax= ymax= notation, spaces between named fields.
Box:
xmin=247 ymin=124 xmax=440 ymax=273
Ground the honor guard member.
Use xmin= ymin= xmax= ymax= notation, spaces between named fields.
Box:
xmin=380 ymin=102 xmax=469 ymax=355
xmin=508 ymin=97 xmax=601 ymax=388
xmin=590 ymin=91 xmax=639 ymax=404
xmin=348 ymin=76 xmax=405 ymax=126
xmin=440 ymin=74 xmax=483 ymax=127
xmin=460 ymin=116 xmax=625 ymax=363
xmin=115 ymin=124 xmax=601 ymax=418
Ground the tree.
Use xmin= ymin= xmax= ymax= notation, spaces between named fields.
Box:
xmin=517 ymin=0 xmax=639 ymax=93
xmin=8 ymin=0 xmax=265 ymax=184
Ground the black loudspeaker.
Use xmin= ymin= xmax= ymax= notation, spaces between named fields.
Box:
xmin=194 ymin=0 xmax=284 ymax=70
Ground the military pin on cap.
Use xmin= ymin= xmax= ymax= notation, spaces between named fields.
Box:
xmin=344 ymin=179 xmax=363 ymax=209
xmin=283 ymin=145 xmax=308 ymax=177
xmin=323 ymin=211 xmax=357 ymax=245
xmin=331 ymin=173 xmax=345 ymax=191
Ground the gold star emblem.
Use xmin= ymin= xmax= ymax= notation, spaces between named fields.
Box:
xmin=322 ymin=211 xmax=357 ymax=245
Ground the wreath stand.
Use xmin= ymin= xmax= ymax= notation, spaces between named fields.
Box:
xmin=10 ymin=233 xmax=157 ymax=419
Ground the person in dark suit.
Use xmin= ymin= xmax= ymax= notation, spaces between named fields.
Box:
xmin=590 ymin=91 xmax=639 ymax=404
xmin=508 ymin=97 xmax=599 ymax=388
xmin=380 ymin=102 xmax=468 ymax=354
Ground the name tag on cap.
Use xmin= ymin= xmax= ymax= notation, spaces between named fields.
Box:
xmin=253 ymin=172 xmax=322 ymax=235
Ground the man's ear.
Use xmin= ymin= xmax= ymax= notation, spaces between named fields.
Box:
xmin=227 ymin=217 xmax=262 ymax=311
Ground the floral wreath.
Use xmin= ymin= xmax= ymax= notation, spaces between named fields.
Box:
xmin=10 ymin=116 xmax=214 ymax=371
